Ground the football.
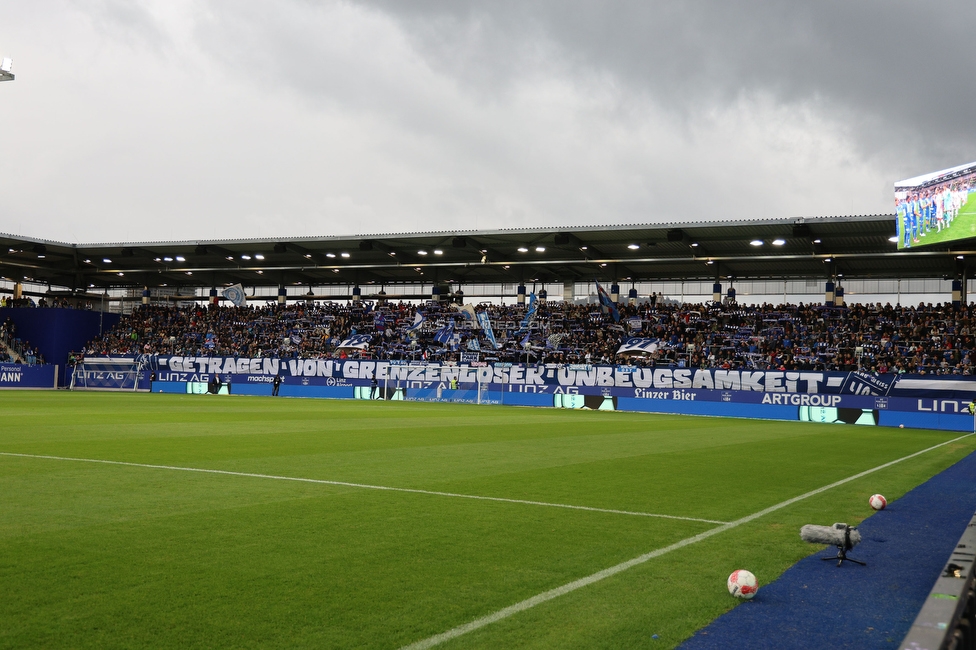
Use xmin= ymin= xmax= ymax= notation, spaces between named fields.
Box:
xmin=869 ymin=494 xmax=887 ymax=510
xmin=727 ymin=569 xmax=759 ymax=599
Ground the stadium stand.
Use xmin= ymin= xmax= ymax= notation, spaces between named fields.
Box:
xmin=77 ymin=299 xmax=976 ymax=375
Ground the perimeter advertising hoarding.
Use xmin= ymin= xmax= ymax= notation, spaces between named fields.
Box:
xmin=895 ymin=160 xmax=976 ymax=249
xmin=0 ymin=364 xmax=57 ymax=388
xmin=88 ymin=355 xmax=976 ymax=430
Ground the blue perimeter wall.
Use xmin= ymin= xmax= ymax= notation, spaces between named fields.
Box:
xmin=0 ymin=308 xmax=120 ymax=386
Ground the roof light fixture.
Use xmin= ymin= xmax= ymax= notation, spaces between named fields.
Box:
xmin=535 ymin=246 xmax=546 ymax=252
xmin=628 ymin=244 xmax=640 ymax=250
xmin=750 ymin=240 xmax=763 ymax=247
xmin=518 ymin=247 xmax=529 ymax=253
xmin=772 ymin=239 xmax=786 ymax=246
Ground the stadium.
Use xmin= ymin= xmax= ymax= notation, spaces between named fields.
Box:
xmin=3 ymin=211 xmax=976 ymax=649
xmin=4 ymin=5 xmax=976 ymax=648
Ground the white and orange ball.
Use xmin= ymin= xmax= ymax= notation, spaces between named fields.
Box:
xmin=727 ymin=569 xmax=759 ymax=599
xmin=869 ymin=494 xmax=887 ymax=510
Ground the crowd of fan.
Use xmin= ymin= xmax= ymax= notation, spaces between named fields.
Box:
xmin=1 ymin=296 xmax=93 ymax=309
xmin=0 ymin=318 xmax=42 ymax=365
xmin=74 ymin=297 xmax=976 ymax=374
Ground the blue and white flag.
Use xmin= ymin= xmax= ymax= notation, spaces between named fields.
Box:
xmin=516 ymin=293 xmax=538 ymax=334
xmin=617 ymin=337 xmax=660 ymax=355
xmin=456 ymin=304 xmax=479 ymax=328
xmin=595 ymin=281 xmax=620 ymax=322
xmin=477 ymin=311 xmax=501 ymax=350
xmin=466 ymin=337 xmax=481 ymax=351
xmin=222 ymin=283 xmax=247 ymax=307
xmin=434 ymin=320 xmax=455 ymax=346
xmin=337 ymin=334 xmax=372 ymax=350
xmin=405 ymin=311 xmax=426 ymax=334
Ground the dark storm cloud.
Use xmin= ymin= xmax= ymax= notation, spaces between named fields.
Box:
xmin=356 ymin=0 xmax=976 ymax=174
xmin=2 ymin=1 xmax=969 ymax=242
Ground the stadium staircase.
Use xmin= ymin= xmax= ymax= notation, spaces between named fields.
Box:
xmin=1 ymin=339 xmax=23 ymax=363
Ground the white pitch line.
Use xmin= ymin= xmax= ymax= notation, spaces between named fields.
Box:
xmin=398 ymin=432 xmax=976 ymax=650
xmin=0 ymin=452 xmax=726 ymax=525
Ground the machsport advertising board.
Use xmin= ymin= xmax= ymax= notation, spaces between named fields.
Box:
xmin=895 ymin=160 xmax=976 ymax=250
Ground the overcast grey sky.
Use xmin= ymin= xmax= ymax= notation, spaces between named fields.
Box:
xmin=0 ymin=0 xmax=972 ymax=243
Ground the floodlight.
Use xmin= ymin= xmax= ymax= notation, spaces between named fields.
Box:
xmin=0 ymin=57 xmax=13 ymax=82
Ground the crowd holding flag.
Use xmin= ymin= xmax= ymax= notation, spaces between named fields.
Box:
xmin=595 ymin=280 xmax=620 ymax=322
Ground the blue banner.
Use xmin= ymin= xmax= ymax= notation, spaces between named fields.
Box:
xmin=0 ymin=364 xmax=57 ymax=389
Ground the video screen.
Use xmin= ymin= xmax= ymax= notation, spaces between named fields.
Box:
xmin=895 ymin=161 xmax=976 ymax=249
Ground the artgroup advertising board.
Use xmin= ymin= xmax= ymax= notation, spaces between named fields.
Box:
xmin=136 ymin=355 xmax=976 ymax=431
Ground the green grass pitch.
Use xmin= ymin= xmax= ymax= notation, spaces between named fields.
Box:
xmin=1 ymin=392 xmax=973 ymax=649
xmin=898 ymin=191 xmax=976 ymax=249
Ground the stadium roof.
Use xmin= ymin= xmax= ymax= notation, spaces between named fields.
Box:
xmin=0 ymin=214 xmax=971 ymax=295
